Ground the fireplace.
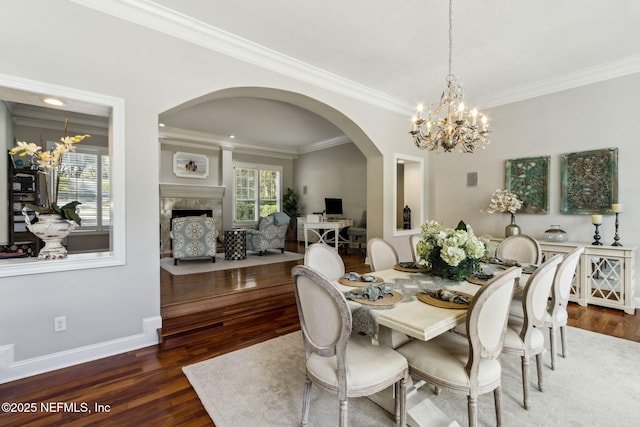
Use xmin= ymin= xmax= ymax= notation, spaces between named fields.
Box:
xmin=160 ymin=184 xmax=225 ymax=254
xmin=171 ymin=209 xmax=213 ymax=219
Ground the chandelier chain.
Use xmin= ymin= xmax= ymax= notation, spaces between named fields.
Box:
xmin=448 ymin=0 xmax=453 ymax=79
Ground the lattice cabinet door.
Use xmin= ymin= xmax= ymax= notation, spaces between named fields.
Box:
xmin=583 ymin=246 xmax=636 ymax=314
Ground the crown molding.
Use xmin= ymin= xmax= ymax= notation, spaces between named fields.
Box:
xmin=480 ymin=54 xmax=640 ymax=108
xmin=71 ymin=1 xmax=640 ymax=116
xmin=159 ymin=126 xmax=348 ymax=158
xmin=70 ymin=0 xmax=411 ymax=115
xmin=298 ymin=135 xmax=352 ymax=154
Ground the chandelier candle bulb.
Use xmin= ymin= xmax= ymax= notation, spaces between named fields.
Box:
xmin=592 ymin=214 xmax=603 ymax=225
xmin=611 ymin=204 xmax=623 ymax=213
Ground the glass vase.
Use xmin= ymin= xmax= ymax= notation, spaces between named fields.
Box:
xmin=505 ymin=213 xmax=521 ymax=237
xmin=544 ymin=225 xmax=568 ymax=242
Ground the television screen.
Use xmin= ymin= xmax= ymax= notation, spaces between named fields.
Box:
xmin=324 ymin=198 xmax=343 ymax=215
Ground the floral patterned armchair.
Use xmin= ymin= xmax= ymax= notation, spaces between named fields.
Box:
xmin=171 ymin=216 xmax=218 ymax=265
xmin=245 ymin=212 xmax=290 ymax=255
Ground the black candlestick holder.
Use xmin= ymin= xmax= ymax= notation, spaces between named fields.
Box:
xmin=611 ymin=212 xmax=622 ymax=246
xmin=592 ymin=223 xmax=603 ymax=246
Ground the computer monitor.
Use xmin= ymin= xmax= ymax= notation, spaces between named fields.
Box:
xmin=324 ymin=198 xmax=343 ymax=218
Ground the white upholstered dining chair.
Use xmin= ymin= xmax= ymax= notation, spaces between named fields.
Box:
xmin=367 ymin=238 xmax=399 ymax=271
xmin=291 ymin=265 xmax=408 ymax=427
xmin=496 ymin=234 xmax=542 ymax=264
xmin=410 ymin=234 xmax=422 ymax=263
xmin=502 ymin=254 xmax=563 ymax=410
xmin=304 ymin=242 xmax=345 ymax=281
xmin=545 ymin=246 xmax=585 ymax=370
xmin=396 ymin=267 xmax=520 ymax=427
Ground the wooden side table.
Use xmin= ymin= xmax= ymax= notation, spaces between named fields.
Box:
xmin=224 ymin=229 xmax=247 ymax=260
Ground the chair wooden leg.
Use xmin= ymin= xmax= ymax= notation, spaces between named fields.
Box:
xmin=301 ymin=376 xmax=312 ymax=427
xmin=467 ymin=394 xmax=478 ymax=427
xmin=560 ymin=325 xmax=567 ymax=358
xmin=339 ymin=399 xmax=348 ymax=427
xmin=493 ymin=387 xmax=503 ymax=427
xmin=395 ymin=376 xmax=407 ymax=427
xmin=549 ymin=326 xmax=558 ymax=370
xmin=535 ymin=353 xmax=543 ymax=392
xmin=521 ymin=355 xmax=530 ymax=410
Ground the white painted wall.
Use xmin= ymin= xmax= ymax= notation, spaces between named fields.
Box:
xmin=0 ymin=1 xmax=422 ymax=382
xmin=430 ymin=72 xmax=640 ymax=302
xmin=294 ymin=142 xmax=367 ymax=222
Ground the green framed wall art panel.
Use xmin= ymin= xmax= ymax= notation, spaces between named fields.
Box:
xmin=505 ymin=155 xmax=550 ymax=214
xmin=560 ymin=147 xmax=618 ymax=214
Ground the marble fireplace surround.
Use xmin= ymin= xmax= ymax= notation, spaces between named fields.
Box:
xmin=159 ymin=183 xmax=225 ymax=254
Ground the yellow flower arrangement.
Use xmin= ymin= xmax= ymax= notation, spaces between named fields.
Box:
xmin=9 ymin=120 xmax=90 ymax=225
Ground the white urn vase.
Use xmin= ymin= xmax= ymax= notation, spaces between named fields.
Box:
xmin=23 ymin=208 xmax=76 ymax=260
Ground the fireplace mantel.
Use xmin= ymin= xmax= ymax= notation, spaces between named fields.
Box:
xmin=160 ymin=183 xmax=225 ymax=199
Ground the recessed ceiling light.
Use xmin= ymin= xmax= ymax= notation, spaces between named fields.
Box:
xmin=158 ymin=123 xmax=166 ymax=127
xmin=229 ymin=134 xmax=236 ymax=139
xmin=43 ymin=97 xmax=65 ymax=106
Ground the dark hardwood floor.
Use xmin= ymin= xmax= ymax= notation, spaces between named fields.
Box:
xmin=1 ymin=241 xmax=637 ymax=426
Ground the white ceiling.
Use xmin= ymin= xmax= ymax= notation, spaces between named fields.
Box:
xmin=89 ymin=0 xmax=640 ymax=151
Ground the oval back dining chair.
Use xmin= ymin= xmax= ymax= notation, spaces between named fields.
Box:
xmin=396 ymin=267 xmax=520 ymax=427
xmin=291 ymin=265 xmax=408 ymax=427
xmin=304 ymin=242 xmax=345 ymax=281
xmin=410 ymin=234 xmax=422 ymax=263
xmin=502 ymin=254 xmax=563 ymax=410
xmin=367 ymin=238 xmax=399 ymax=271
xmin=496 ymin=235 xmax=542 ymax=265
xmin=545 ymin=246 xmax=585 ymax=370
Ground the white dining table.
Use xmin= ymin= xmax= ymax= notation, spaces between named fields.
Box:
xmin=335 ymin=265 xmax=527 ymax=427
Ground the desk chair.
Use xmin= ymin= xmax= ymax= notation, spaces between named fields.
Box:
xmin=292 ymin=265 xmax=408 ymax=427
xmin=346 ymin=210 xmax=366 ymax=256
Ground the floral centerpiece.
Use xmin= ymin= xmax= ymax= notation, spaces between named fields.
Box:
xmin=415 ymin=220 xmax=492 ymax=281
xmin=9 ymin=120 xmax=90 ymax=225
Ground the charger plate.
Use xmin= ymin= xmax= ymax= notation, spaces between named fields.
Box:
xmin=349 ymin=291 xmax=403 ymax=306
xmin=497 ymin=263 xmax=537 ymax=274
xmin=417 ymin=291 xmax=473 ymax=309
xmin=393 ymin=263 xmax=423 ymax=273
xmin=338 ymin=276 xmax=384 ymax=287
xmin=466 ymin=276 xmax=489 ymax=286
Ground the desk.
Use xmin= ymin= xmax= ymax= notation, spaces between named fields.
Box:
xmin=303 ymin=219 xmax=352 ymax=249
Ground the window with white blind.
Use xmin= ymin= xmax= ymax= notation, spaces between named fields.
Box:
xmin=53 ymin=145 xmax=110 ymax=231
xmin=233 ymin=163 xmax=281 ymax=223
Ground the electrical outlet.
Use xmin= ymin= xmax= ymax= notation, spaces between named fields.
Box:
xmin=54 ymin=316 xmax=66 ymax=332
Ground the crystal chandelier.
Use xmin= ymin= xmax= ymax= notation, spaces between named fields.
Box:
xmin=409 ymin=0 xmax=490 ymax=153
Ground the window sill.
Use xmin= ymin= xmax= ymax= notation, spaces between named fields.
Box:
xmin=0 ymin=251 xmax=125 ymax=278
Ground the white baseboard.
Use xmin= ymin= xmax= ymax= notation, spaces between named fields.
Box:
xmin=0 ymin=316 xmax=161 ymax=384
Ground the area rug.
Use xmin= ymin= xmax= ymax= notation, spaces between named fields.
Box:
xmin=160 ymin=251 xmax=304 ymax=275
xmin=183 ymin=328 xmax=640 ymax=427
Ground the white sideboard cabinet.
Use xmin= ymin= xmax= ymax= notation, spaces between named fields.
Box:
xmin=491 ymin=239 xmax=636 ymax=314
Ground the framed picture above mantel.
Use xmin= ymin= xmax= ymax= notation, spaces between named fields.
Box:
xmin=560 ymin=147 xmax=618 ymax=214
xmin=173 ymin=152 xmax=209 ymax=179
